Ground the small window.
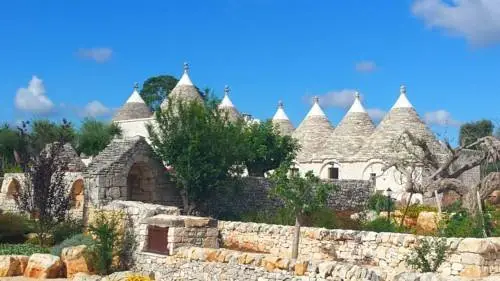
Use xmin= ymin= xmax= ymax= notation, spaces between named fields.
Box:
xmin=146 ymin=225 xmax=169 ymax=254
xmin=328 ymin=167 xmax=339 ymax=179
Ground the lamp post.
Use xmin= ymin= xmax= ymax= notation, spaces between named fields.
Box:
xmin=386 ymin=188 xmax=393 ymax=222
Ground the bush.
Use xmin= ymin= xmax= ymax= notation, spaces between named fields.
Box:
xmin=25 ymin=235 xmax=54 ymax=247
xmin=88 ymin=211 xmax=123 ymax=275
xmin=367 ymin=193 xmax=394 ymax=214
xmin=363 ymin=217 xmax=397 ymax=232
xmin=52 ymin=218 xmax=83 ymax=244
xmin=442 ymin=210 xmax=485 ymax=238
xmin=404 ymin=204 xmax=438 ymax=218
xmin=305 ymin=207 xmax=337 ymax=229
xmin=484 ymin=204 xmax=500 ymax=237
xmin=51 ymin=233 xmax=94 ymax=256
xmin=0 ymin=243 xmax=49 ymax=255
xmin=405 ymin=237 xmax=448 ymax=272
xmin=240 ymin=208 xmax=295 ymax=226
xmin=0 ymin=213 xmax=35 ymax=243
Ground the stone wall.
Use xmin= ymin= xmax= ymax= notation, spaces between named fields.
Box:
xmin=204 ymin=177 xmax=372 ymax=219
xmin=218 ymin=221 xmax=500 ymax=278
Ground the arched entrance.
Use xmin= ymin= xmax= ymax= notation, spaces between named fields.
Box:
xmin=127 ymin=162 xmax=154 ymax=202
xmin=70 ymin=179 xmax=84 ymax=209
xmin=6 ymin=179 xmax=20 ymax=200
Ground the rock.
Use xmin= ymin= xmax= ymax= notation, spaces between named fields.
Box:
xmin=61 ymin=245 xmax=93 ymax=278
xmin=318 ymin=261 xmax=335 ymax=278
xmin=416 ymin=211 xmax=439 ymax=233
xmin=72 ymin=272 xmax=101 ymax=281
xmin=459 ymin=265 xmax=489 ymax=277
xmin=457 ymin=238 xmax=496 ymax=254
xmin=106 ymin=271 xmax=133 ymax=281
xmin=294 ymin=261 xmax=308 ymax=276
xmin=24 ymin=253 xmax=63 ymax=278
xmin=0 ymin=255 xmax=28 ymax=277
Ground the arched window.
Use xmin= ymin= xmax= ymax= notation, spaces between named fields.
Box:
xmin=6 ymin=179 xmax=20 ymax=200
xmin=70 ymin=179 xmax=84 ymax=209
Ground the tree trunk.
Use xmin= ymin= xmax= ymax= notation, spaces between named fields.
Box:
xmin=180 ymin=189 xmax=196 ymax=215
xmin=400 ymin=192 xmax=413 ymax=228
xmin=292 ymin=216 xmax=301 ymax=259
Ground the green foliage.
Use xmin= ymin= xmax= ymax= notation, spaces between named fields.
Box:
xmin=51 ymin=218 xmax=83 ymax=244
xmin=76 ymin=119 xmax=122 ymax=156
xmin=148 ymin=97 xmax=247 ymax=214
xmin=242 ymin=120 xmax=299 ymax=177
xmin=50 ymin=233 xmax=94 ymax=256
xmin=363 ymin=217 xmax=397 ymax=233
xmin=305 ymin=207 xmax=337 ymax=229
xmin=25 ymin=235 xmax=55 ymax=247
xmin=0 ymin=124 xmax=21 ymax=176
xmin=0 ymin=213 xmax=34 ymax=243
xmin=482 ymin=204 xmax=500 ymax=237
xmin=269 ymin=162 xmax=335 ymax=219
xmin=240 ymin=208 xmax=295 ymax=226
xmin=404 ymin=204 xmax=438 ymax=218
xmin=367 ymin=193 xmax=395 ymax=214
xmin=405 ymin=238 xmax=449 ymax=272
xmin=30 ymin=119 xmax=77 ymax=154
xmin=442 ymin=210 xmax=485 ymax=238
xmin=88 ymin=211 xmax=122 ymax=275
xmin=140 ymin=75 xmax=179 ymax=112
xmin=0 ymin=243 xmax=49 ymax=255
xmin=459 ymin=119 xmax=494 ymax=148
xmin=443 ymin=200 xmax=463 ymax=213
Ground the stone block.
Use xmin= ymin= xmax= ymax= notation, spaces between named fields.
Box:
xmin=61 ymin=245 xmax=93 ymax=278
xmin=0 ymin=256 xmax=27 ymax=277
xmin=24 ymin=254 xmax=63 ymax=279
xmin=318 ymin=261 xmax=335 ymax=278
xmin=459 ymin=265 xmax=489 ymax=277
xmin=72 ymin=272 xmax=101 ymax=281
xmin=416 ymin=212 xmax=440 ymax=233
xmin=294 ymin=261 xmax=308 ymax=276
xmin=460 ymin=253 xmax=485 ymax=265
xmin=457 ymin=238 xmax=496 ymax=254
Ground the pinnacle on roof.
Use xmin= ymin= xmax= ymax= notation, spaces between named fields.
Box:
xmin=273 ymin=100 xmax=290 ymax=120
xmin=392 ymin=84 xmax=413 ymax=109
xmin=305 ymin=96 xmax=327 ymax=118
xmin=272 ymin=100 xmax=294 ymax=136
xmin=177 ymin=62 xmax=194 ymax=86
xmin=113 ymin=83 xmax=153 ymax=121
xmin=219 ymin=85 xmax=235 ymax=108
xmin=347 ymin=91 xmax=366 ymax=113
xmin=218 ymin=85 xmax=240 ymax=122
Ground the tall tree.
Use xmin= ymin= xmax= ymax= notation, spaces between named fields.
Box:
xmin=76 ymin=119 xmax=122 ymax=157
xmin=0 ymin=124 xmax=21 ymax=176
xmin=243 ymin=120 xmax=299 ymax=176
xmin=459 ymin=120 xmax=494 ymax=147
xmin=147 ymin=97 xmax=246 ymax=214
xmin=270 ymin=161 xmax=334 ymax=259
xmin=30 ymin=119 xmax=76 ymax=154
xmin=14 ymin=121 xmax=72 ymax=246
xmin=140 ymin=75 xmax=179 ymax=112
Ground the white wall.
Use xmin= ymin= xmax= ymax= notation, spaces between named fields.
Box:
xmin=115 ymin=118 xmax=155 ymax=143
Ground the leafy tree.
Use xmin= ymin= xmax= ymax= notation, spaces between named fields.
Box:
xmin=459 ymin=119 xmax=494 ymax=147
xmin=140 ymin=75 xmax=179 ymax=112
xmin=147 ymin=97 xmax=246 ymax=214
xmin=76 ymin=119 xmax=122 ymax=156
xmin=14 ymin=121 xmax=73 ymax=246
xmin=30 ymin=119 xmax=76 ymax=154
xmin=270 ymin=161 xmax=335 ymax=259
xmin=0 ymin=124 xmax=21 ymax=176
xmin=242 ymin=120 xmax=299 ymax=177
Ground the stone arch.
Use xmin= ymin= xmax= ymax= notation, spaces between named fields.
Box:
xmin=126 ymin=161 xmax=155 ymax=202
xmin=319 ymin=160 xmax=341 ymax=179
xmin=70 ymin=179 xmax=84 ymax=209
xmin=361 ymin=159 xmax=385 ymax=180
xmin=6 ymin=178 xmax=20 ymax=200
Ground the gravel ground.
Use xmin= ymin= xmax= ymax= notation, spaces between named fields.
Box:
xmin=0 ymin=278 xmax=67 ymax=281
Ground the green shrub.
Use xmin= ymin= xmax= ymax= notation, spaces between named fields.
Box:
xmin=50 ymin=233 xmax=94 ymax=256
xmin=52 ymin=218 xmax=83 ymax=244
xmin=0 ymin=243 xmax=49 ymax=255
xmin=88 ymin=211 xmax=122 ymax=275
xmin=0 ymin=213 xmax=35 ymax=243
xmin=240 ymin=208 xmax=295 ymax=226
xmin=363 ymin=217 xmax=397 ymax=232
xmin=306 ymin=207 xmax=337 ymax=229
xmin=405 ymin=237 xmax=449 ymax=272
xmin=442 ymin=210 xmax=484 ymax=238
xmin=367 ymin=193 xmax=394 ymax=214
xmin=25 ymin=235 xmax=54 ymax=246
xmin=443 ymin=200 xmax=463 ymax=213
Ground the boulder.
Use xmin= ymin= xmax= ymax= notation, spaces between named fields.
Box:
xmin=61 ymin=245 xmax=93 ymax=278
xmin=0 ymin=255 xmax=28 ymax=277
xmin=73 ymin=272 xmax=101 ymax=281
xmin=416 ymin=212 xmax=439 ymax=233
xmin=294 ymin=261 xmax=308 ymax=276
xmin=24 ymin=253 xmax=63 ymax=278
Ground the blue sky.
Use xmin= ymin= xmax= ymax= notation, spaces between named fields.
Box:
xmin=1 ymin=0 xmax=499 ymax=142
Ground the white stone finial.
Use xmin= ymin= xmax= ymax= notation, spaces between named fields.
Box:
xmin=183 ymin=62 xmax=189 ymax=73
xmin=134 ymin=82 xmax=139 ymax=90
xmin=313 ymin=96 xmax=320 ymax=104
xmin=306 ymin=96 xmax=326 ymax=118
xmin=273 ymin=100 xmax=289 ymax=120
xmin=219 ymin=85 xmax=234 ymax=108
xmin=278 ymin=100 xmax=284 ymax=108
xmin=400 ymin=84 xmax=406 ymax=95
xmin=126 ymin=82 xmax=146 ymax=104
xmin=348 ymin=91 xmax=366 ymax=113
xmin=178 ymin=62 xmax=194 ymax=86
xmin=392 ymin=84 xmax=413 ymax=109
xmin=224 ymin=85 xmax=230 ymax=96
xmin=354 ymin=91 xmax=360 ymax=99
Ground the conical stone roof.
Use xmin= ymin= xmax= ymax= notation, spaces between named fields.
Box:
xmin=292 ymin=97 xmax=334 ymax=162
xmin=160 ymin=62 xmax=204 ymax=110
xmin=272 ymin=101 xmax=294 ymax=136
xmin=354 ymin=85 xmax=446 ymax=161
xmin=218 ymin=85 xmax=240 ymax=122
xmin=113 ymin=83 xmax=153 ymax=121
xmin=323 ymin=92 xmax=375 ymax=161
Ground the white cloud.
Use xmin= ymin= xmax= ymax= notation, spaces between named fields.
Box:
xmin=82 ymin=101 xmax=112 ymax=118
xmin=15 ymin=76 xmax=55 ymax=114
xmin=366 ymin=108 xmax=386 ymax=122
xmin=424 ymin=110 xmax=461 ymax=126
xmin=355 ymin=61 xmax=377 ymax=73
xmin=77 ymin=47 xmax=113 ymax=63
xmin=314 ymin=89 xmax=357 ymax=109
xmin=412 ymin=0 xmax=500 ymax=46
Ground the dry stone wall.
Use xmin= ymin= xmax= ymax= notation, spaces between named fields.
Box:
xmin=218 ymin=221 xmax=500 ymax=278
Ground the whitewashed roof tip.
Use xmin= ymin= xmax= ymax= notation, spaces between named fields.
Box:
xmin=273 ymin=100 xmax=290 ymax=120
xmin=219 ymin=85 xmax=235 ymax=108
xmin=125 ymin=82 xmax=146 ymax=104
xmin=347 ymin=91 xmax=366 ymax=113
xmin=177 ymin=62 xmax=194 ymax=86
xmin=392 ymin=84 xmax=413 ymax=109
xmin=305 ymin=96 xmax=326 ymax=117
